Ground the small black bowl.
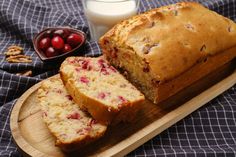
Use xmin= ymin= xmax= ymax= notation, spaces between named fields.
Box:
xmin=33 ymin=27 xmax=86 ymax=63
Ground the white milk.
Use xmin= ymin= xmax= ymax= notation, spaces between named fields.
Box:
xmin=84 ymin=0 xmax=138 ymax=41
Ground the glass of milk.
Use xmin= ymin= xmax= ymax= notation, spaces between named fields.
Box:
xmin=82 ymin=0 xmax=140 ymax=41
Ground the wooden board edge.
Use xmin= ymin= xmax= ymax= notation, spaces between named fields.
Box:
xmin=96 ymin=71 xmax=236 ymax=157
xmin=10 ymin=80 xmax=49 ymax=157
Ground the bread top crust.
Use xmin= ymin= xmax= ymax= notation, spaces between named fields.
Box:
xmin=100 ymin=2 xmax=236 ymax=81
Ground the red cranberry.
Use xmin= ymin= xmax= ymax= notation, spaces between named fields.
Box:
xmin=89 ymin=119 xmax=97 ymax=126
xmin=75 ymin=67 xmax=80 ymax=72
xmin=98 ymin=92 xmax=106 ymax=99
xmin=81 ymin=60 xmax=90 ymax=70
xmin=53 ymin=29 xmax=70 ymax=39
xmin=101 ymin=68 xmax=109 ymax=75
xmin=66 ymin=95 xmax=73 ymax=101
xmin=80 ymin=76 xmax=89 ymax=84
xmin=39 ymin=37 xmax=51 ymax=50
xmin=84 ymin=127 xmax=91 ymax=132
xmin=51 ymin=36 xmax=64 ymax=50
xmin=118 ymin=96 xmax=127 ymax=103
xmin=45 ymin=47 xmax=58 ymax=57
xmin=109 ymin=66 xmax=117 ymax=72
xmin=67 ymin=112 xmax=80 ymax=119
xmin=44 ymin=30 xmax=53 ymax=38
xmin=62 ymin=44 xmax=72 ymax=53
xmin=67 ymin=33 xmax=82 ymax=48
xmin=98 ymin=59 xmax=108 ymax=69
xmin=98 ymin=59 xmax=105 ymax=63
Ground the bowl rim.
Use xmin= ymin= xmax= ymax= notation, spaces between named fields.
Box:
xmin=33 ymin=26 xmax=86 ymax=62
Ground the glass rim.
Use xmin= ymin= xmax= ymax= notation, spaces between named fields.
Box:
xmin=86 ymin=0 xmax=138 ymax=3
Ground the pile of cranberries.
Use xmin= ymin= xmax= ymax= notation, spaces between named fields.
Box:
xmin=38 ymin=29 xmax=83 ymax=57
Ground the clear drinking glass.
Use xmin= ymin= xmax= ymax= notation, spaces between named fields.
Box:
xmin=82 ymin=0 xmax=140 ymax=41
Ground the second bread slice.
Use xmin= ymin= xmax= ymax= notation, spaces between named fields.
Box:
xmin=60 ymin=57 xmax=145 ymax=124
xmin=37 ymin=76 xmax=107 ymax=151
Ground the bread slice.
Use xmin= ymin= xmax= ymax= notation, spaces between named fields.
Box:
xmin=60 ymin=57 xmax=145 ymax=124
xmin=37 ymin=76 xmax=107 ymax=151
xmin=99 ymin=2 xmax=236 ymax=103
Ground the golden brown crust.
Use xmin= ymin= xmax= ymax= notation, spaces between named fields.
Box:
xmin=100 ymin=2 xmax=236 ymax=82
xmin=157 ymin=46 xmax=236 ymax=103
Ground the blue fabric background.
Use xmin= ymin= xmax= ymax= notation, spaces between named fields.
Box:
xmin=0 ymin=0 xmax=235 ymax=156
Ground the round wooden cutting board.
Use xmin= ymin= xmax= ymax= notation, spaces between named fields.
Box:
xmin=9 ymin=62 xmax=236 ymax=157
xmin=10 ymin=75 xmax=68 ymax=157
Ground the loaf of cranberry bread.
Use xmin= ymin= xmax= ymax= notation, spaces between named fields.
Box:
xmin=99 ymin=2 xmax=236 ymax=103
xmin=37 ymin=76 xmax=107 ymax=151
xmin=60 ymin=57 xmax=145 ymax=124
